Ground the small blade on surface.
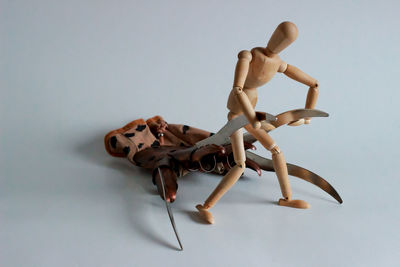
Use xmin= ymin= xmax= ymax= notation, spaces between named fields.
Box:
xmin=157 ymin=168 xmax=183 ymax=251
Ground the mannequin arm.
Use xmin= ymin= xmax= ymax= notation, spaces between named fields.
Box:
xmin=283 ymin=64 xmax=319 ymax=123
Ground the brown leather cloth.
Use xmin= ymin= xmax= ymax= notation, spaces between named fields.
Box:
xmin=105 ymin=115 xmax=212 ymax=168
xmin=104 ymin=116 xmax=263 ymax=202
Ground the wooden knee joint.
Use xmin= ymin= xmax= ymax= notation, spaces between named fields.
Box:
xmin=234 ymin=160 xmax=246 ymax=169
xmin=269 ymin=144 xmax=281 ymax=155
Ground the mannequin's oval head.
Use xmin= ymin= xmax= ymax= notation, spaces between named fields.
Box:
xmin=266 ymin=21 xmax=298 ymax=54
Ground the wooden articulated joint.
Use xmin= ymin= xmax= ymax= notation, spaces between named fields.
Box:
xmin=233 ymin=86 xmax=243 ymax=94
xmin=268 ymin=143 xmax=280 ymax=154
xmin=234 ymin=87 xmax=259 ymax=129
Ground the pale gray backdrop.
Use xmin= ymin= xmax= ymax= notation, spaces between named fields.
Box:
xmin=1 ymin=0 xmax=399 ymax=266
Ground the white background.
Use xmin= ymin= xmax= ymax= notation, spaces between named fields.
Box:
xmin=1 ymin=1 xmax=399 ymax=266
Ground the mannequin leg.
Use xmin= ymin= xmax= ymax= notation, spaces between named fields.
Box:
xmin=245 ymin=125 xmax=310 ymax=209
xmin=196 ymin=127 xmax=246 ymax=224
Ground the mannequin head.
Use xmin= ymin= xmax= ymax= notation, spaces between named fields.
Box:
xmin=267 ymin=21 xmax=298 ymax=54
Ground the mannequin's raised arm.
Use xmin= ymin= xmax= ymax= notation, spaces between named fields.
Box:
xmin=283 ymin=64 xmax=319 ymax=124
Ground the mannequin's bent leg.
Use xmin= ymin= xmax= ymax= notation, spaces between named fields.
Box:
xmin=196 ymin=128 xmax=246 ymax=224
xmin=245 ymin=125 xmax=310 ymax=209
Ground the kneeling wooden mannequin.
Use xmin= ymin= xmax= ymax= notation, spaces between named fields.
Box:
xmin=196 ymin=21 xmax=320 ymax=223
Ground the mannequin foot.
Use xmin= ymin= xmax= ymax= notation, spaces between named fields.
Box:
xmin=196 ymin=204 xmax=214 ymax=224
xmin=278 ymin=198 xmax=310 ymax=209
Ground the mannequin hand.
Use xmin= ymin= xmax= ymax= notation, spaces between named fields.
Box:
xmin=252 ymin=120 xmax=261 ymax=129
xmin=260 ymin=120 xmax=276 ymax=131
xmin=288 ymin=118 xmax=305 ymax=126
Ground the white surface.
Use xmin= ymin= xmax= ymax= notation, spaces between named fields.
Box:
xmin=1 ymin=1 xmax=400 ymax=266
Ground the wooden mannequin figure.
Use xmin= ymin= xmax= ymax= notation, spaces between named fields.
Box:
xmin=196 ymin=21 xmax=320 ymax=224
